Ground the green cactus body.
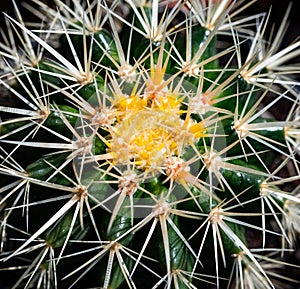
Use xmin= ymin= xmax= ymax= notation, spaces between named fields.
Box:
xmin=45 ymin=209 xmax=90 ymax=248
xmin=0 ymin=1 xmax=300 ymax=289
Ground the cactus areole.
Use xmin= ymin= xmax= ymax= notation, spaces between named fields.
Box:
xmin=0 ymin=1 xmax=299 ymax=288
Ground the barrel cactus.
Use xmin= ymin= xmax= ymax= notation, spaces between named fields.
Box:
xmin=0 ymin=0 xmax=299 ymax=288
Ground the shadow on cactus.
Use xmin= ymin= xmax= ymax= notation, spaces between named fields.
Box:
xmin=0 ymin=0 xmax=300 ymax=288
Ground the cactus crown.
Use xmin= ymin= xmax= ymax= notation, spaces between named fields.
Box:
xmin=0 ymin=0 xmax=300 ymax=288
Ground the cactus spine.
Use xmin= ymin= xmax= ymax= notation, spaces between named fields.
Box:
xmin=0 ymin=0 xmax=300 ymax=288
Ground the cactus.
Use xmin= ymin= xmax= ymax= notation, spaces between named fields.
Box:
xmin=0 ymin=0 xmax=300 ymax=288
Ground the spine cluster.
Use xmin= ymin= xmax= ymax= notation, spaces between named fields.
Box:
xmin=0 ymin=1 xmax=299 ymax=288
